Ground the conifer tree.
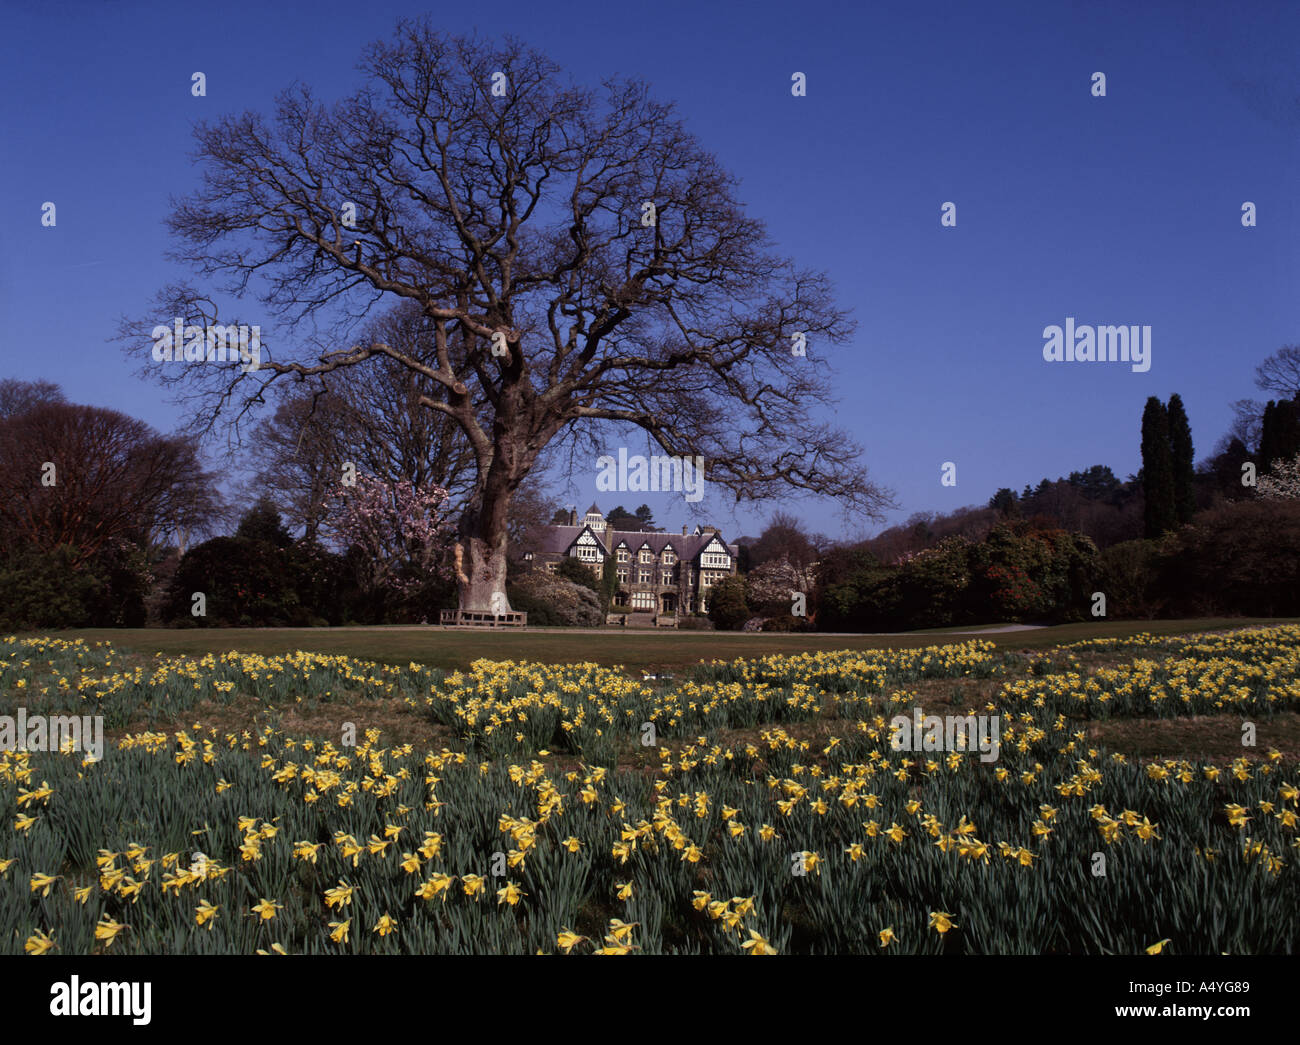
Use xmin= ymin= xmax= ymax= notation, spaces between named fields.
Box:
xmin=1141 ymin=397 xmax=1176 ymax=537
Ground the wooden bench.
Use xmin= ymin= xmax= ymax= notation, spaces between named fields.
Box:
xmin=439 ymin=610 xmax=528 ymax=628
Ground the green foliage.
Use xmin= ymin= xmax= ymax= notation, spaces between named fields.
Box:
xmin=1141 ymin=396 xmax=1177 ymax=538
xmin=166 ymin=536 xmax=306 ymax=627
xmin=0 ymin=541 xmax=150 ymax=630
xmin=707 ymin=575 xmax=751 ymax=631
xmin=1097 ymin=539 xmax=1162 ymax=618
xmin=600 ymin=555 xmax=618 ymax=614
xmin=235 ymin=498 xmax=294 ymax=548
xmin=554 ymin=555 xmax=600 ymax=591
xmin=0 ymin=545 xmax=104 ymax=630
xmin=1158 ymin=499 xmax=1300 ymax=617
xmin=1259 ymin=394 xmax=1300 ymax=472
xmin=988 ymin=488 xmax=1018 ymax=516
xmin=504 ymin=585 xmax=565 ymax=626
xmin=816 ymin=526 xmax=1100 ymax=632
xmin=1167 ymin=394 xmax=1196 ymax=524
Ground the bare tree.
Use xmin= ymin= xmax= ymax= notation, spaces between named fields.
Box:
xmin=250 ymin=301 xmax=478 ymax=541
xmin=1255 ymin=345 xmax=1300 ymax=399
xmin=0 ymin=379 xmax=66 ymax=420
xmin=126 ymin=22 xmax=893 ymax=612
xmin=0 ymin=403 xmax=221 ymax=567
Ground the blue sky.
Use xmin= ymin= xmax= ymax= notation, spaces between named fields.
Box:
xmin=2 ymin=0 xmax=1296 ymax=542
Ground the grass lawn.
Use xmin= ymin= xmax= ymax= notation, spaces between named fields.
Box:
xmin=27 ymin=616 xmax=1300 ymax=673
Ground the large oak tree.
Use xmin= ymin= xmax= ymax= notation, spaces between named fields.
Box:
xmin=130 ymin=21 xmax=892 ymax=612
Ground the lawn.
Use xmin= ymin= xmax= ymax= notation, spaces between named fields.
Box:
xmin=32 ymin=617 xmax=1299 ymax=673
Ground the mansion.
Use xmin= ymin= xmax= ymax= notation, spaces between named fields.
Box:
xmin=531 ymin=504 xmax=739 ymax=619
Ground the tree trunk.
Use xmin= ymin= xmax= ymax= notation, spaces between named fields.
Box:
xmin=456 ymin=468 xmax=515 ymax=613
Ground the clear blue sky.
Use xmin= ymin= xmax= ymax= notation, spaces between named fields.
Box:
xmin=2 ymin=0 xmax=1296 ymax=543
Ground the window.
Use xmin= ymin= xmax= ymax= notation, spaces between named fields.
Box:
xmin=631 ymin=592 xmax=654 ymax=610
xmin=617 ymin=569 xmax=628 ymax=584
xmin=701 ymin=552 xmax=730 ymax=568
xmin=639 ymin=549 xmax=653 ymax=563
xmin=617 ymin=548 xmax=629 ymax=563
xmin=638 ymin=569 xmax=651 ymax=584
xmin=575 ymin=546 xmax=600 ymax=562
xmin=662 ymin=550 xmax=676 ymax=565
xmin=661 ymin=571 xmax=672 ymax=586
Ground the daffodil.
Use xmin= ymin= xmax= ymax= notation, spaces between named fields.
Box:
xmin=928 ymin=911 xmax=957 ymax=934
xmin=195 ymin=900 xmax=219 ymax=928
xmin=25 ymin=929 xmax=56 ymax=955
xmin=251 ymin=898 xmax=283 ymax=921
xmin=94 ymin=915 xmax=127 ymax=949
xmin=29 ymin=872 xmax=59 ymax=897
xmin=557 ymin=930 xmax=586 ymax=953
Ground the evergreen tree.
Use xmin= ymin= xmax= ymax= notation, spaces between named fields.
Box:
xmin=606 ymin=505 xmax=640 ymax=530
xmin=1141 ymin=397 xmax=1177 ymax=537
xmin=1259 ymin=395 xmax=1300 ymax=471
xmin=989 ymin=488 xmax=1018 ymax=516
xmin=600 ymin=554 xmax=619 ymax=614
xmin=236 ymin=497 xmax=294 ymax=548
xmin=1166 ymin=394 xmax=1196 ymax=523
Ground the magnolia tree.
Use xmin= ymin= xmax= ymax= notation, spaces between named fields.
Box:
xmin=127 ymin=21 xmax=893 ymax=613
xmin=328 ymin=474 xmax=454 ymax=597
xmin=1257 ymin=452 xmax=1300 ymax=500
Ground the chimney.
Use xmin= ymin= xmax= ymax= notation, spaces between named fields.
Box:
xmin=569 ymin=508 xmax=577 ymax=526
xmin=682 ymin=525 xmax=687 ymax=535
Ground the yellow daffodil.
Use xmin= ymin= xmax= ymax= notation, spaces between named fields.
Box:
xmin=928 ymin=911 xmax=957 ymax=934
xmin=195 ymin=900 xmax=219 ymax=928
xmin=25 ymin=929 xmax=56 ymax=955
xmin=251 ymin=898 xmax=283 ymax=921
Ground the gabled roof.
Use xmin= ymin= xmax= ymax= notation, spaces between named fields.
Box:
xmin=535 ymin=522 xmax=738 ymax=562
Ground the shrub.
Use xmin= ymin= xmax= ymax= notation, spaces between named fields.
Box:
xmin=707 ymin=575 xmax=751 ymax=631
xmin=554 ymin=555 xmax=601 ymax=591
xmin=509 ymin=570 xmax=603 ymax=626
xmin=1159 ymin=500 xmax=1300 ymax=617
xmin=1098 ymin=539 xmax=1162 ymax=619
xmin=0 ymin=545 xmax=104 ymax=630
xmin=165 ymin=536 xmax=306 ymax=627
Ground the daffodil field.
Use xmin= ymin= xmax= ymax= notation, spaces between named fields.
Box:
xmin=2 ymin=626 xmax=1298 ymax=954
